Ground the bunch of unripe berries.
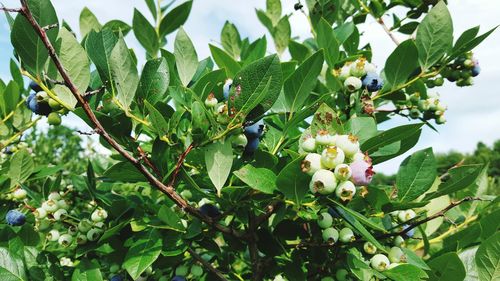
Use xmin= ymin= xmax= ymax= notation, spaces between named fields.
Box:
xmin=26 ymin=81 xmax=65 ymax=125
xmin=29 ymin=191 xmax=108 ymax=247
xmin=398 ymin=91 xmax=447 ymax=124
xmin=204 ymin=79 xmax=265 ymax=156
xmin=300 ymin=130 xmax=374 ymax=201
xmin=438 ymin=52 xmax=480 ymax=87
xmin=336 ymin=58 xmax=384 ymax=93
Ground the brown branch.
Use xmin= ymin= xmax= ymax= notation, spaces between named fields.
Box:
xmin=169 ymin=143 xmax=194 ymax=186
xmin=187 ymin=247 xmax=228 ymax=281
xmin=17 ymin=0 xmax=244 ymax=240
xmin=0 ymin=6 xmax=22 ymax=13
xmin=252 ymin=200 xmax=283 ymax=230
xmin=377 ymin=196 xmax=484 ymax=239
xmin=248 ymin=215 xmax=265 ymax=281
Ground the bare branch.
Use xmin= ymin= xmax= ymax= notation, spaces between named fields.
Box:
xmin=0 ymin=6 xmax=22 ymax=13
xmin=377 ymin=18 xmax=400 ymax=45
xmin=187 ymin=247 xmax=228 ymax=281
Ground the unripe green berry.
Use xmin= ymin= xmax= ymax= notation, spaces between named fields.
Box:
xmin=335 ymin=269 xmax=349 ymax=281
xmin=76 ymin=234 xmax=88 ymax=245
xmin=53 ymin=209 xmax=67 ymax=221
xmin=86 ymin=228 xmax=102 ymax=241
xmin=78 ymin=219 xmax=92 ymax=233
xmin=34 ymin=208 xmax=47 ymax=219
xmin=175 ymin=265 xmax=189 ymax=276
xmin=47 ymin=229 xmax=60 ymax=242
xmin=58 ymin=233 xmax=73 ymax=247
xmin=363 ymin=242 xmax=377 ymax=255
xmin=322 ymin=227 xmax=339 ymax=243
xmin=12 ymin=188 xmax=27 ymax=200
xmin=191 ymin=264 xmax=203 ymax=277
xmin=388 ymin=247 xmax=406 ymax=263
xmin=394 ymin=235 xmax=405 ymax=247
xmin=370 ymin=254 xmax=390 ymax=271
xmin=317 ymin=212 xmax=333 ymax=229
xmin=91 ymin=208 xmax=108 ymax=222
xmin=180 ymin=190 xmax=193 ymax=200
xmin=42 ymin=200 xmax=59 ymax=213
xmin=110 ymin=264 xmax=120 ymax=273
xmin=48 ymin=98 xmax=62 ymax=110
xmin=47 ymin=112 xmax=62 ymax=126
xmin=48 ymin=192 xmax=61 ymax=201
xmin=339 ymin=227 xmax=355 ymax=243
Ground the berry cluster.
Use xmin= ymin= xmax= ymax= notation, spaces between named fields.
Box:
xmin=26 ymin=81 xmax=65 ymax=125
xmin=398 ymin=92 xmax=448 ymax=124
xmin=439 ymin=52 xmax=480 ymax=87
xmin=0 ymin=142 xmax=30 ymax=161
xmin=300 ymin=130 xmax=374 ymax=201
xmin=32 ymin=191 xmax=108 ymax=247
xmin=205 ymin=79 xmax=265 ymax=156
xmin=336 ymin=58 xmax=384 ymax=93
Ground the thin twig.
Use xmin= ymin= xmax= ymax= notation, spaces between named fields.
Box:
xmin=17 ymin=0 xmax=245 ymax=240
xmin=377 ymin=18 xmax=400 ymax=45
xmin=187 ymin=247 xmax=228 ymax=281
xmin=376 ymin=196 xmax=484 ymax=239
xmin=0 ymin=6 xmax=22 ymax=13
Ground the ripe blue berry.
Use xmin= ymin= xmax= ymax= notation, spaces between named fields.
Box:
xmin=29 ymin=81 xmax=43 ymax=92
xmin=471 ymin=65 xmax=480 ymax=77
xmin=243 ymin=137 xmax=260 ymax=157
xmin=244 ymin=121 xmax=264 ymax=139
xmin=6 ymin=209 xmax=26 ymax=226
xmin=171 ymin=276 xmax=186 ymax=281
xmin=199 ymin=203 xmax=221 ymax=218
xmin=223 ymin=79 xmax=232 ymax=100
xmin=403 ymin=224 xmax=415 ymax=238
xmin=110 ymin=275 xmax=124 ymax=281
xmin=362 ymin=72 xmax=384 ymax=92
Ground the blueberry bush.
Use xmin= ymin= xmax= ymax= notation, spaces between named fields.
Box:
xmin=0 ymin=0 xmax=498 ymax=280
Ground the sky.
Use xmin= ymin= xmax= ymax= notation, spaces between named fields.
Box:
xmin=1 ymin=0 xmax=499 ymax=174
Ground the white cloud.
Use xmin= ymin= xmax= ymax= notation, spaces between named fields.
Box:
xmin=1 ymin=0 xmax=499 ymax=174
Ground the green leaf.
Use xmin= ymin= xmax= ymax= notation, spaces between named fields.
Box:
xmin=71 ymin=260 xmax=103 ymax=281
xmin=158 ymin=205 xmax=185 ymax=232
xmin=234 ymin=165 xmax=277 ymax=194
xmin=415 ymin=1 xmax=453 ymax=69
xmin=428 ymin=252 xmax=466 ymax=281
xmin=159 ymin=1 xmax=193 ymax=37
xmin=79 ymin=7 xmax=101 ymax=38
xmin=361 ymin=123 xmax=424 ymax=154
xmin=272 ymin=16 xmax=291 ymax=55
xmin=424 ymin=164 xmax=484 ymax=200
xmin=229 ymin=55 xmax=282 ymax=120
xmin=136 ymin=58 xmax=170 ymax=106
xmin=123 ymin=230 xmax=163 ymax=280
xmin=284 ymin=50 xmax=324 ymax=114
xmin=330 ymin=201 xmax=387 ymax=252
xmin=85 ymin=29 xmax=118 ymax=86
xmin=174 ymin=27 xmax=198 ymax=86
xmin=256 ymin=9 xmax=273 ymax=34
xmin=209 ymin=44 xmax=241 ymax=78
xmin=345 ymin=117 xmax=377 ymax=145
xmin=103 ymin=162 xmax=146 ymax=182
xmin=475 ymin=232 xmax=500 ymax=281
xmin=11 ymin=0 xmax=59 ymax=75
xmin=396 ymin=148 xmax=436 ymax=202
xmin=384 ymin=40 xmax=419 ymax=90
xmin=266 ymin=0 xmax=281 ymax=26
xmin=205 ymin=140 xmax=233 ymax=196
xmin=384 ymin=264 xmax=428 ymax=281
xmin=452 ymin=25 xmax=497 ymax=58
xmin=144 ymin=0 xmax=157 ymax=18
xmin=133 ymin=9 xmax=159 ymax=55
xmin=102 ymin=20 xmax=132 ymax=36
xmin=8 ymin=149 xmax=34 ymax=188
xmin=51 ymin=27 xmax=91 ymax=109
xmin=110 ymin=34 xmax=139 ymax=110
xmin=0 ymin=82 xmax=20 ymax=119
xmin=145 ymin=101 xmax=169 ymax=136
xmin=316 ymin=18 xmax=339 ymax=68
xmin=329 ymin=199 xmax=386 ymax=232
xmin=288 ymin=40 xmax=311 ymax=64
xmin=309 ymin=103 xmax=344 ymax=135
xmin=0 ymin=247 xmax=26 ymax=281
xmin=402 ymin=248 xmax=431 ymax=270
xmin=221 ymin=21 xmax=242 ymax=59
xmin=276 ymin=156 xmax=310 ymax=205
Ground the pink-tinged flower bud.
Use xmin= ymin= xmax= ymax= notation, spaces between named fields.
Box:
xmin=350 ymin=160 xmax=375 ymax=186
